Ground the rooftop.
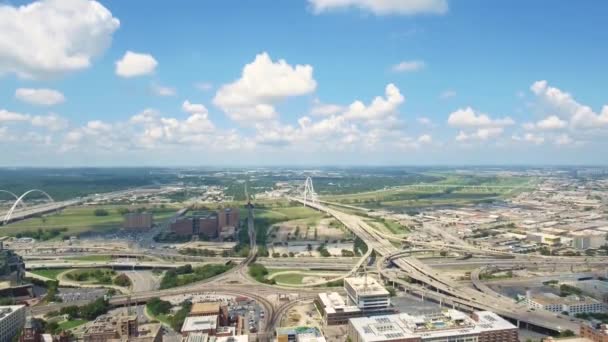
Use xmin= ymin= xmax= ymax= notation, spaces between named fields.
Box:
xmin=191 ymin=302 xmax=221 ymax=315
xmin=181 ymin=315 xmax=218 ymax=333
xmin=349 ymin=310 xmax=515 ymax=342
xmin=344 ymin=277 xmax=389 ymax=297
xmin=317 ymin=292 xmax=361 ymax=314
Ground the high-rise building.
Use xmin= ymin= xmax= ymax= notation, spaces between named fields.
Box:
xmin=344 ymin=277 xmax=391 ymax=311
xmin=171 ymin=208 xmax=240 ymax=238
xmin=0 ymin=305 xmax=26 ymax=342
xmin=123 ymin=212 xmax=154 ymax=230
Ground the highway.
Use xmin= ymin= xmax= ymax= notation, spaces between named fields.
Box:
xmin=292 ymin=197 xmax=583 ymax=333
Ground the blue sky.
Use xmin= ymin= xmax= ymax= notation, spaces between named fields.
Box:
xmin=0 ymin=0 xmax=607 ymax=166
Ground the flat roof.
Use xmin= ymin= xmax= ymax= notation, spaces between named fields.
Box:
xmin=191 ymin=302 xmax=221 ymax=315
xmin=181 ymin=315 xmax=218 ymax=333
xmin=349 ymin=310 xmax=515 ymax=342
xmin=317 ymin=292 xmax=361 ymax=314
xmin=344 ymin=277 xmax=389 ymax=297
xmin=215 ymin=335 xmax=249 ymax=342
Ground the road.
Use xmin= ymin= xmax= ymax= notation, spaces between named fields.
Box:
xmin=292 ymin=197 xmax=583 ymax=333
xmin=122 ymin=271 xmax=159 ymax=292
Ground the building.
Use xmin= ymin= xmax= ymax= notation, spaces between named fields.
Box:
xmin=316 ymin=291 xmax=394 ymax=326
xmin=172 ymin=218 xmax=195 ymax=236
xmin=568 ymin=280 xmax=608 ymax=304
xmin=0 ymin=305 xmax=26 ymax=342
xmin=190 ymin=303 xmax=221 ymax=317
xmin=580 ymin=321 xmax=608 ymax=342
xmin=526 ymin=232 xmax=561 ymax=246
xmin=182 ymin=334 xmax=248 ymax=342
xmin=571 ymin=231 xmax=606 ymax=250
xmin=83 ymin=314 xmax=162 ymax=342
xmin=523 ymin=292 xmax=606 ymax=315
xmin=276 ymin=326 xmax=327 ymax=342
xmin=348 ymin=310 xmax=518 ymax=342
xmin=123 ymin=212 xmax=154 ymax=230
xmin=171 ymin=208 xmax=240 ymax=238
xmin=19 ymin=316 xmax=53 ymax=342
xmin=344 ymin=277 xmax=391 ymax=310
xmin=181 ymin=316 xmax=218 ymax=336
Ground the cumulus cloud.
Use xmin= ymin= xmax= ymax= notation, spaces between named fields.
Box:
xmin=343 ymin=83 xmax=404 ymax=124
xmin=115 ymin=51 xmax=158 ymax=78
xmin=30 ymin=114 xmax=68 ymax=131
xmin=530 ymin=80 xmax=608 ymax=129
xmin=417 ymin=134 xmax=432 ymax=144
xmin=311 ymin=99 xmax=344 ymax=116
xmin=0 ymin=0 xmax=119 ymax=79
xmin=392 ymin=60 xmax=426 ymax=73
xmin=524 ymin=115 xmax=567 ymax=131
xmin=456 ymin=127 xmax=504 ymax=142
xmin=308 ymin=0 xmax=448 ymax=16
xmin=213 ymin=52 xmax=317 ymax=122
xmin=0 ymin=109 xmax=30 ymax=123
xmin=15 ymin=88 xmax=65 ymax=106
xmin=195 ymin=82 xmax=214 ymax=92
xmin=448 ymin=107 xmax=514 ymax=128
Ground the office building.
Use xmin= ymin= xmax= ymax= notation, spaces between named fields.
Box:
xmin=571 ymin=231 xmax=606 ymax=250
xmin=348 ymin=310 xmax=518 ymax=342
xmin=123 ymin=212 xmax=154 ymax=230
xmin=171 ymin=208 xmax=240 ymax=239
xmin=581 ymin=321 xmax=608 ymax=342
xmin=0 ymin=305 xmax=26 ymax=342
xmin=316 ymin=291 xmax=394 ymax=326
xmin=83 ymin=314 xmax=162 ymax=342
xmin=344 ymin=277 xmax=391 ymax=310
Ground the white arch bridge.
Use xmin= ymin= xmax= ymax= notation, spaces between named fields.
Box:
xmin=1 ymin=189 xmax=55 ymax=224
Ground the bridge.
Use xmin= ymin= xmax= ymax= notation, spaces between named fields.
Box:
xmin=290 ymin=192 xmax=581 ymax=333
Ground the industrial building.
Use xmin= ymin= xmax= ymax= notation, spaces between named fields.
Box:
xmin=347 ymin=310 xmax=518 ymax=342
xmin=571 ymin=231 xmax=606 ymax=250
xmin=123 ymin=212 xmax=154 ymax=230
xmin=0 ymin=305 xmax=26 ymax=342
xmin=171 ymin=207 xmax=239 ymax=239
xmin=523 ymin=292 xmax=606 ymax=315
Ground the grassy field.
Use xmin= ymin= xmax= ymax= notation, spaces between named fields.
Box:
xmin=30 ymin=268 xmax=70 ymax=280
xmin=57 ymin=319 xmax=88 ymax=330
xmin=256 ymin=204 xmax=327 ymax=225
xmin=2 ymin=205 xmax=178 ymax=239
xmin=65 ymin=255 xmax=113 ymax=262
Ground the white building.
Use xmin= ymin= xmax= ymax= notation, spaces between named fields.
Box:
xmin=523 ymin=292 xmax=606 ymax=315
xmin=343 ymin=277 xmax=390 ymax=311
xmin=181 ymin=315 xmax=218 ymax=335
xmin=347 ymin=310 xmax=518 ymax=342
xmin=571 ymin=231 xmax=606 ymax=250
xmin=0 ymin=305 xmax=26 ymax=342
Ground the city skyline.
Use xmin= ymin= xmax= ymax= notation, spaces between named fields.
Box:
xmin=0 ymin=0 xmax=607 ymax=166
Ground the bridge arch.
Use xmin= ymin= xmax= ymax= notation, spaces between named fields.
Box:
xmin=3 ymin=189 xmax=55 ymax=224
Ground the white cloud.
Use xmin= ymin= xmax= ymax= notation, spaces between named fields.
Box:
xmin=417 ymin=134 xmax=432 ymax=144
xmin=182 ymin=100 xmax=208 ymax=115
xmin=115 ymin=51 xmax=158 ymax=78
xmin=308 ymin=0 xmax=448 ymax=16
xmin=536 ymin=115 xmax=567 ymax=130
xmin=150 ymin=83 xmax=176 ymax=97
xmin=448 ymin=107 xmax=514 ymax=128
xmin=343 ymin=83 xmax=404 ymax=123
xmin=214 ymin=52 xmax=317 ymax=122
xmin=523 ymin=133 xmax=544 ymax=145
xmin=392 ymin=60 xmax=426 ymax=73
xmin=311 ymin=99 xmax=344 ymax=116
xmin=530 ymin=80 xmax=608 ymax=129
xmin=456 ymin=127 xmax=504 ymax=142
xmin=195 ymin=82 xmax=214 ymax=92
xmin=0 ymin=109 xmax=30 ymax=122
xmin=440 ymin=90 xmax=456 ymax=100
xmin=555 ymin=134 xmax=574 ymax=146
xmin=0 ymin=0 xmax=119 ymax=79
xmin=30 ymin=114 xmax=68 ymax=131
xmin=15 ymin=88 xmax=65 ymax=106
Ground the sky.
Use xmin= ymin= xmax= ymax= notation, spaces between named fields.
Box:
xmin=0 ymin=0 xmax=607 ymax=166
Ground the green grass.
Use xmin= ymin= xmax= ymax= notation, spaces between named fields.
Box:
xmin=65 ymin=268 xmax=116 ymax=284
xmin=57 ymin=319 xmax=87 ymax=330
xmin=30 ymin=268 xmax=70 ymax=280
xmin=3 ymin=205 xmax=178 ymax=239
xmin=256 ymin=205 xmax=326 ymax=225
xmin=273 ymin=273 xmax=305 ymax=284
xmin=145 ymin=306 xmax=172 ymax=325
xmin=65 ymin=255 xmax=113 ymax=262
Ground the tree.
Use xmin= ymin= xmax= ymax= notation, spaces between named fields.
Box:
xmin=93 ymin=209 xmax=109 ymax=216
xmin=439 ymin=250 xmax=448 ymax=257
xmin=559 ymin=330 xmax=575 ymax=338
xmin=307 ymin=244 xmax=313 ymax=252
